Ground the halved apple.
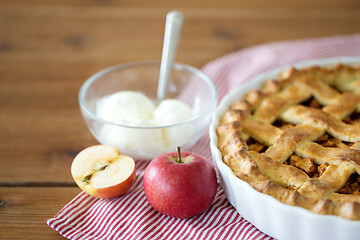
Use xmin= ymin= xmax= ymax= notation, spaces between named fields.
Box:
xmin=71 ymin=145 xmax=136 ymax=198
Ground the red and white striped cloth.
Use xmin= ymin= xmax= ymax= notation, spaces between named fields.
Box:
xmin=47 ymin=34 xmax=360 ymax=240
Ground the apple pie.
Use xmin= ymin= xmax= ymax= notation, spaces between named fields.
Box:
xmin=216 ymin=63 xmax=360 ymax=220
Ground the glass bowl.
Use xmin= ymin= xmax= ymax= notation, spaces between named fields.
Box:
xmin=79 ymin=61 xmax=217 ymax=160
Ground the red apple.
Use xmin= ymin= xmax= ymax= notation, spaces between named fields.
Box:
xmin=71 ymin=145 xmax=136 ymax=198
xmin=143 ymin=147 xmax=217 ymax=218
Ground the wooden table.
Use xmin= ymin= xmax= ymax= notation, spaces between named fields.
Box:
xmin=0 ymin=0 xmax=359 ymax=238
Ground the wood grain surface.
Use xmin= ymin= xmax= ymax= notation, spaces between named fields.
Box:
xmin=0 ymin=0 xmax=359 ymax=239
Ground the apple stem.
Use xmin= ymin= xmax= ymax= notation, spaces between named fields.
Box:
xmin=177 ymin=146 xmax=182 ymax=163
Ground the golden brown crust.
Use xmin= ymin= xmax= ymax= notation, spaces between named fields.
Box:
xmin=216 ymin=63 xmax=360 ymax=220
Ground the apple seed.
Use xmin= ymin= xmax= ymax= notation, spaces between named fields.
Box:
xmin=100 ymin=162 xmax=110 ymax=171
xmin=81 ymin=162 xmax=111 ymax=184
xmin=82 ymin=174 xmax=92 ymax=184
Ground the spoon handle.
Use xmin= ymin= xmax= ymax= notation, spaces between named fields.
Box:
xmin=157 ymin=10 xmax=184 ymax=102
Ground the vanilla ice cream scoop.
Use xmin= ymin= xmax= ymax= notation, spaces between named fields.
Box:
xmin=97 ymin=91 xmax=156 ymax=126
xmin=96 ymin=91 xmax=194 ymax=159
xmin=153 ymin=99 xmax=194 ymax=149
xmin=153 ymin=99 xmax=193 ymax=125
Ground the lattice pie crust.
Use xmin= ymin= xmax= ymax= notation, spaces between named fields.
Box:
xmin=217 ymin=64 xmax=360 ymax=220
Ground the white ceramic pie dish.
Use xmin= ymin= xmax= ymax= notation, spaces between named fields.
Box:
xmin=209 ymin=56 xmax=360 ymax=240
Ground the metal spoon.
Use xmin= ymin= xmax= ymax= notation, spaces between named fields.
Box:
xmin=157 ymin=10 xmax=184 ymax=103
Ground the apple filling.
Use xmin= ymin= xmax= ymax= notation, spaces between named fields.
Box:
xmin=245 ymin=97 xmax=360 ymax=194
xmin=247 ymin=136 xmax=360 ymax=194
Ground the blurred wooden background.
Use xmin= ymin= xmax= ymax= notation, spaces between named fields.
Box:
xmin=0 ymin=0 xmax=359 ymax=238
